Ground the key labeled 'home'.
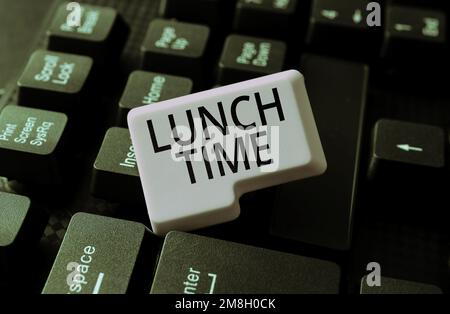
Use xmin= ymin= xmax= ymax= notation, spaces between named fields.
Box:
xmin=118 ymin=71 xmax=192 ymax=126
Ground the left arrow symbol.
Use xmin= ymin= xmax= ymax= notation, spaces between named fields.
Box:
xmin=397 ymin=144 xmax=423 ymax=152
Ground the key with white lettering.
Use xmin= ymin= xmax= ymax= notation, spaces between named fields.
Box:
xmin=368 ymin=119 xmax=445 ymax=181
xmin=42 ymin=213 xmax=157 ymax=294
xmin=46 ymin=3 xmax=129 ymax=65
xmin=128 ymin=70 xmax=326 ymax=235
xmin=118 ymin=71 xmax=193 ymax=127
xmin=217 ymin=35 xmax=286 ymax=85
xmin=17 ymin=49 xmax=93 ymax=115
xmin=306 ymin=0 xmax=383 ymax=58
xmin=91 ymin=127 xmax=143 ymax=204
xmin=381 ymin=5 xmax=446 ymax=59
xmin=141 ymin=19 xmax=210 ymax=81
xmin=151 ymin=232 xmax=340 ymax=293
xmin=0 ymin=105 xmax=68 ymax=184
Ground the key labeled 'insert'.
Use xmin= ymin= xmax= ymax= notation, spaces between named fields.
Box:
xmin=128 ymin=70 xmax=326 ymax=235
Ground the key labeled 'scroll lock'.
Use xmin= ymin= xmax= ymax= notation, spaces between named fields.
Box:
xmin=128 ymin=70 xmax=327 ymax=235
xmin=17 ymin=49 xmax=93 ymax=114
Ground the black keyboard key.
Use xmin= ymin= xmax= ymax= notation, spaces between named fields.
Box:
xmin=0 ymin=106 xmax=68 ymax=184
xmin=217 ymin=34 xmax=286 ymax=85
xmin=368 ymin=119 xmax=445 ymax=180
xmin=150 ymin=232 xmax=340 ymax=294
xmin=42 ymin=213 xmax=155 ymax=294
xmin=0 ymin=193 xmax=31 ymax=254
xmin=360 ymin=276 xmax=442 ymax=294
xmin=306 ymin=0 xmax=382 ymax=58
xmin=382 ymin=6 xmax=446 ymax=59
xmin=46 ymin=3 xmax=129 ymax=64
xmin=17 ymin=50 xmax=93 ymax=115
xmin=159 ymin=0 xmax=231 ymax=27
xmin=141 ymin=19 xmax=210 ymax=81
xmin=0 ymin=192 xmax=48 ymax=289
xmin=118 ymin=71 xmax=193 ymax=127
xmin=271 ymin=54 xmax=368 ymax=250
xmin=91 ymin=127 xmax=143 ymax=204
xmin=233 ymin=0 xmax=298 ymax=38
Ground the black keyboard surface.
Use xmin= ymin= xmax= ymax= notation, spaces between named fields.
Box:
xmin=0 ymin=0 xmax=449 ymax=295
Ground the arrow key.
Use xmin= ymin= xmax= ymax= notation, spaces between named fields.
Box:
xmin=382 ymin=5 xmax=446 ymax=60
xmin=306 ymin=0 xmax=383 ymax=59
xmin=368 ymin=119 xmax=445 ymax=181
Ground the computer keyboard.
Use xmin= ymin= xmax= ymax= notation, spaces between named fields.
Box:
xmin=0 ymin=0 xmax=449 ymax=296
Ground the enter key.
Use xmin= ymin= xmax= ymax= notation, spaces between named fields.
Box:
xmin=150 ymin=231 xmax=340 ymax=294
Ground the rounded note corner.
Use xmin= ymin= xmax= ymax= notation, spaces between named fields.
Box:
xmin=228 ymin=205 xmax=241 ymax=222
xmin=284 ymin=69 xmax=304 ymax=81
xmin=227 ymin=185 xmax=242 ymax=220
xmin=126 ymin=107 xmax=140 ymax=128
xmin=314 ymin=155 xmax=328 ymax=177
xmin=150 ymin=221 xmax=166 ymax=237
